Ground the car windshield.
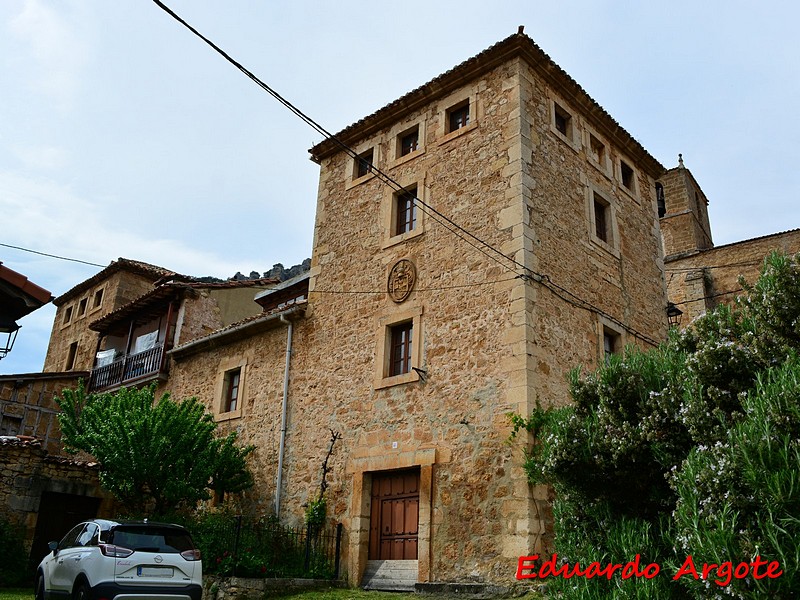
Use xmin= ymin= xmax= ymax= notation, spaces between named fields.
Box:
xmin=110 ymin=526 xmax=194 ymax=553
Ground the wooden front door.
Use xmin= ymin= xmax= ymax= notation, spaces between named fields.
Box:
xmin=369 ymin=469 xmax=420 ymax=560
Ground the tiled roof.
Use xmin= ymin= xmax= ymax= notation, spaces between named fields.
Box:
xmin=55 ymin=258 xmax=178 ymax=305
xmin=309 ymin=31 xmax=664 ymax=177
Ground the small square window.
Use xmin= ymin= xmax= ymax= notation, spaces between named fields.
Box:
xmin=620 ymin=160 xmax=635 ymax=192
xmin=553 ymin=102 xmax=572 ymax=139
xmin=446 ymin=101 xmax=470 ymax=133
xmin=389 ymin=321 xmax=413 ymax=377
xmin=93 ymin=289 xmax=104 ymax=309
xmin=78 ymin=298 xmax=88 ymax=316
xmin=593 ymin=193 xmax=611 ymax=243
xmin=223 ymin=368 xmax=241 ymax=413
xmin=589 ymin=134 xmax=606 ymax=165
xmin=354 ymin=148 xmax=374 ymax=179
xmin=394 ymin=185 xmax=418 ymax=236
xmin=603 ymin=327 xmax=620 ymax=360
xmin=63 ymin=306 xmax=73 ymax=325
xmin=400 ymin=127 xmax=419 ymax=156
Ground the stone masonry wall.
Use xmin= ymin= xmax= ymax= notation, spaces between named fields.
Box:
xmin=0 ymin=373 xmax=84 ymax=455
xmin=520 ymin=61 xmax=668 ymax=412
xmin=666 ymin=230 xmax=800 ymax=324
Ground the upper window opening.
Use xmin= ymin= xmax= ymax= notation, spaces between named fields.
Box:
xmin=78 ymin=298 xmax=88 ymax=316
xmin=389 ymin=321 xmax=413 ymax=377
xmin=65 ymin=341 xmax=78 ymax=371
xmin=93 ymin=289 xmax=104 ymax=309
xmin=589 ymin=134 xmax=606 ymax=165
xmin=395 ymin=185 xmax=418 ymax=236
xmin=593 ymin=193 xmax=611 ymax=244
xmin=63 ymin=306 xmax=73 ymax=325
xmin=400 ymin=127 xmax=419 ymax=156
xmin=620 ymin=160 xmax=635 ymax=191
xmin=354 ymin=148 xmax=374 ymax=179
xmin=447 ymin=101 xmax=470 ymax=133
xmin=553 ymin=102 xmax=572 ymax=138
xmin=223 ymin=368 xmax=241 ymax=413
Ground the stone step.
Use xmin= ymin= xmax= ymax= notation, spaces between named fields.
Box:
xmin=362 ymin=559 xmax=418 ymax=592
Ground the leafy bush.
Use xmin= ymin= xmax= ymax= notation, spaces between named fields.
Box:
xmin=511 ymin=252 xmax=800 ymax=598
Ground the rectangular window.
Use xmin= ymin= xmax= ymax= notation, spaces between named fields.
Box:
xmin=223 ymin=368 xmax=241 ymax=413
xmin=594 ymin=194 xmax=610 ymax=243
xmin=620 ymin=160 xmax=635 ymax=192
xmin=63 ymin=306 xmax=73 ymax=325
xmin=395 ymin=185 xmax=418 ymax=236
xmin=589 ymin=134 xmax=606 ymax=165
xmin=603 ymin=327 xmax=620 ymax=360
xmin=553 ymin=102 xmax=572 ymax=138
xmin=389 ymin=322 xmax=413 ymax=377
xmin=93 ymin=289 xmax=104 ymax=309
xmin=65 ymin=342 xmax=78 ymax=371
xmin=78 ymin=298 xmax=88 ymax=316
xmin=447 ymin=101 xmax=470 ymax=133
xmin=355 ymin=148 xmax=374 ymax=179
xmin=400 ymin=127 xmax=419 ymax=156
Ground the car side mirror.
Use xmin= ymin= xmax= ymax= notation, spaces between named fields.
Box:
xmin=48 ymin=541 xmax=59 ymax=555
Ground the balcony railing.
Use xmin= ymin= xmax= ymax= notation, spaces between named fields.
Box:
xmin=89 ymin=345 xmax=165 ymax=391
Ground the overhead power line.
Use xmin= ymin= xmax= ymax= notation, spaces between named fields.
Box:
xmin=0 ymin=243 xmax=105 ymax=268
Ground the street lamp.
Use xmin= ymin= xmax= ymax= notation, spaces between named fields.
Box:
xmin=667 ymin=302 xmax=683 ymax=328
xmin=0 ymin=318 xmax=20 ymax=360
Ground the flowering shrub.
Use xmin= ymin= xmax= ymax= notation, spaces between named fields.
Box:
xmin=511 ymin=252 xmax=800 ymax=598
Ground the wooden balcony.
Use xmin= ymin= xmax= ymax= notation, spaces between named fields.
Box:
xmin=88 ymin=344 xmax=167 ymax=392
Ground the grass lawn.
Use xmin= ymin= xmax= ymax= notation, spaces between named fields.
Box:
xmin=0 ymin=589 xmax=32 ymax=600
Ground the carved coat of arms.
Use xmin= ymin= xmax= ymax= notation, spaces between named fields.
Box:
xmin=387 ymin=259 xmax=416 ymax=303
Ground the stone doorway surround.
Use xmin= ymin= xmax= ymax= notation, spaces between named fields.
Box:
xmin=347 ymin=447 xmax=438 ymax=587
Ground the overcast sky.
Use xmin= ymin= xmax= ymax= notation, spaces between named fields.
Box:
xmin=2 ymin=0 xmax=799 ymax=374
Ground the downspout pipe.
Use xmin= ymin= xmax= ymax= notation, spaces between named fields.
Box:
xmin=275 ymin=314 xmax=293 ymax=517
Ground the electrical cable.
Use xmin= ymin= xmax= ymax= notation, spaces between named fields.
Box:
xmin=0 ymin=243 xmax=105 ymax=268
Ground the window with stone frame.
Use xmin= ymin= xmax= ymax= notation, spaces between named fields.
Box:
xmin=65 ymin=341 xmax=78 ymax=371
xmin=92 ymin=288 xmax=104 ymax=310
xmin=603 ymin=326 xmax=621 ymax=360
xmin=354 ymin=148 xmax=374 ymax=179
xmin=553 ymin=101 xmax=574 ymax=140
xmin=593 ymin=192 xmax=612 ymax=244
xmin=399 ymin=126 xmax=419 ymax=157
xmin=63 ymin=305 xmax=73 ymax=325
xmin=446 ymin=100 xmax=470 ymax=133
xmin=394 ymin=185 xmax=418 ymax=236
xmin=222 ymin=367 xmax=241 ymax=413
xmin=619 ymin=159 xmax=637 ymax=195
xmin=388 ymin=321 xmax=413 ymax=377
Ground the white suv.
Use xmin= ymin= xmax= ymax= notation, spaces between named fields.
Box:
xmin=35 ymin=519 xmax=202 ymax=600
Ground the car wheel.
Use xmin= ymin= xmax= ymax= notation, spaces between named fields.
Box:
xmin=35 ymin=574 xmax=45 ymax=600
xmin=74 ymin=582 xmax=91 ymax=600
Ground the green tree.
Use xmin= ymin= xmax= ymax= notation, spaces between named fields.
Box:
xmin=56 ymin=383 xmax=254 ymax=515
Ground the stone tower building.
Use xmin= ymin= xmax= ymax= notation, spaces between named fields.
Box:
xmin=281 ymin=30 xmax=668 ymax=586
